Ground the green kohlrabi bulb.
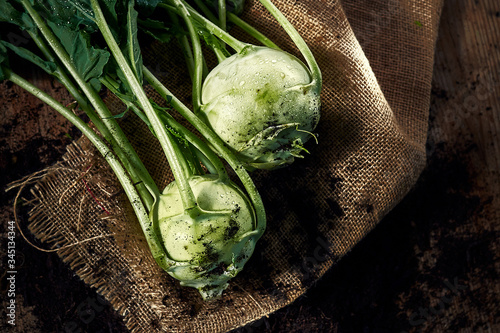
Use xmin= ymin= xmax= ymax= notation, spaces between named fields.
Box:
xmin=200 ymin=46 xmax=321 ymax=170
xmin=151 ymin=174 xmax=259 ymax=300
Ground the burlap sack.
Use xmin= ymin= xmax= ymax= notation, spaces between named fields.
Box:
xmin=23 ymin=0 xmax=444 ymax=331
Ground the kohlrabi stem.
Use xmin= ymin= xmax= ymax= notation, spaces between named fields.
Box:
xmin=102 ymin=88 xmax=227 ymax=180
xmin=27 ymin=30 xmax=111 ymax=134
xmin=159 ymin=2 xmax=246 ymax=52
xmin=179 ymin=33 xmax=196 ymax=81
xmin=191 ymin=0 xmax=229 ymax=58
xmin=213 ymin=48 xmax=227 ymax=63
xmin=159 ymin=112 xmax=229 ymax=183
xmin=164 ymin=129 xmax=193 ymax=180
xmin=143 ymin=67 xmax=266 ymax=235
xmin=20 ymin=0 xmax=158 ymax=209
xmin=257 ymin=0 xmax=322 ymax=93
xmin=26 ymin=30 xmax=93 ymax=114
xmin=99 ymin=76 xmax=152 ymax=128
xmin=218 ymin=0 xmax=227 ymax=31
xmin=101 ymin=81 xmax=210 ymax=180
xmin=171 ymin=0 xmax=204 ymax=113
xmin=90 ymin=0 xmax=199 ymax=216
xmin=191 ymin=0 xmax=278 ymax=50
xmin=103 ymin=77 xmax=227 ymax=182
xmin=168 ymin=11 xmax=195 ymax=81
xmin=164 ymin=2 xmax=225 ymax=64
xmin=192 ymin=0 xmax=218 ymax=23
xmin=27 ymin=29 xmax=157 ymax=209
xmin=4 ymin=68 xmax=171 ymax=271
xmin=227 ymin=12 xmax=280 ymax=50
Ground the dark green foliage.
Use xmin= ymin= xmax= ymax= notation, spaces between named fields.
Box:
xmin=0 ymin=40 xmax=57 ymax=75
xmin=200 ymin=0 xmax=245 ymax=15
xmin=193 ymin=19 xmax=230 ymax=57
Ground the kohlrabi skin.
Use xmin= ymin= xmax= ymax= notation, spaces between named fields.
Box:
xmin=200 ymin=45 xmax=320 ymax=170
xmin=152 ymin=174 xmax=259 ymax=300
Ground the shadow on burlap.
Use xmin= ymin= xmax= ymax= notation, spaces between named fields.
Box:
xmin=23 ymin=0 xmax=444 ymax=331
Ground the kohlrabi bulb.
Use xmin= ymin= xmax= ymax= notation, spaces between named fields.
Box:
xmin=200 ymin=46 xmax=320 ymax=170
xmin=152 ymin=174 xmax=259 ymax=300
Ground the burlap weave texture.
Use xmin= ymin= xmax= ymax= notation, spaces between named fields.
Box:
xmin=25 ymin=0 xmax=444 ymax=331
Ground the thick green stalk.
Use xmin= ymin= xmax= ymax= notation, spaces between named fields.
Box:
xmin=5 ymin=68 xmax=170 ymax=271
xmin=101 ymin=78 xmax=212 ymax=178
xmin=90 ymin=0 xmax=199 ymax=216
xmin=179 ymin=33 xmax=196 ymax=80
xmin=165 ymin=129 xmax=193 ymax=180
xmin=163 ymin=2 xmax=225 ymax=64
xmin=26 ymin=29 xmax=156 ymax=209
xmin=171 ymin=0 xmax=204 ymax=113
xmin=190 ymin=0 xmax=278 ymax=50
xmin=193 ymin=0 xmax=218 ymax=23
xmin=99 ymin=76 xmax=152 ymax=127
xmin=218 ymin=0 xmax=227 ymax=31
xmin=143 ymin=67 xmax=266 ymax=236
xmin=227 ymin=12 xmax=280 ymax=49
xmin=27 ymin=30 xmax=94 ymax=117
xmin=20 ymin=0 xmax=158 ymax=209
xmin=168 ymin=11 xmax=195 ymax=80
xmin=100 ymin=81 xmax=215 ymax=179
xmin=159 ymin=113 xmax=229 ymax=183
xmin=160 ymin=2 xmax=246 ymax=52
xmin=100 ymin=89 xmax=227 ymax=181
xmin=213 ymin=47 xmax=226 ymax=63
xmin=257 ymin=0 xmax=322 ymax=93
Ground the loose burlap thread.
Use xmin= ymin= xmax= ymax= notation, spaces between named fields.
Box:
xmin=25 ymin=0 xmax=444 ymax=331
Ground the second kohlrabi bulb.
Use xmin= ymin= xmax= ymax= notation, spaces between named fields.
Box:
xmin=153 ymin=174 xmax=259 ymax=300
xmin=200 ymin=46 xmax=321 ymax=170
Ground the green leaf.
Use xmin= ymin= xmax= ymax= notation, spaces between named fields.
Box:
xmin=80 ymin=0 xmax=144 ymax=88
xmin=137 ymin=17 xmax=175 ymax=43
xmin=104 ymin=56 xmax=135 ymax=96
xmin=0 ymin=40 xmax=57 ymax=75
xmin=131 ymin=104 xmax=152 ymax=127
xmin=0 ymin=41 xmax=9 ymax=80
xmin=103 ymin=107 xmax=129 ymax=119
xmin=0 ymin=0 xmax=37 ymax=33
xmin=125 ymin=0 xmax=142 ymax=82
xmin=27 ymin=0 xmax=109 ymax=91
xmin=47 ymin=19 xmax=110 ymax=91
xmin=34 ymin=0 xmax=97 ymax=32
xmin=135 ymin=0 xmax=162 ymax=14
xmin=193 ymin=19 xmax=230 ymax=57
xmin=93 ymin=0 xmax=121 ymax=39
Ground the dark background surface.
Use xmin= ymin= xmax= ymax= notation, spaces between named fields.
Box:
xmin=1 ymin=0 xmax=499 ymax=332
